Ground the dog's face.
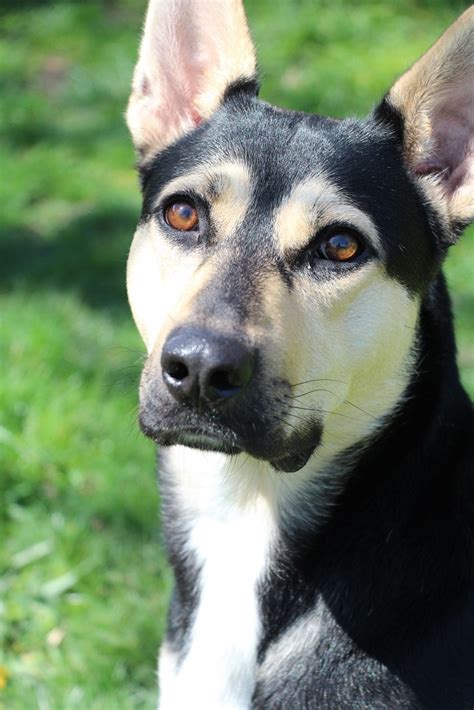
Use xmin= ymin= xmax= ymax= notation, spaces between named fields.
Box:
xmin=127 ymin=2 xmax=473 ymax=472
xmin=128 ymin=104 xmax=425 ymax=471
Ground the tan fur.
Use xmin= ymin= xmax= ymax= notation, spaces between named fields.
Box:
xmin=388 ymin=6 xmax=474 ymax=224
xmin=274 ymin=176 xmax=380 ymax=255
xmin=209 ymin=163 xmax=252 ymax=240
xmin=256 ymin=261 xmax=418 ymax=457
xmin=128 ymin=162 xmax=253 ymax=362
xmin=153 ymin=162 xmax=252 ymax=241
xmin=127 ymin=219 xmax=203 ymax=353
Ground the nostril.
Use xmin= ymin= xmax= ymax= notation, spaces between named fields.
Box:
xmin=165 ymin=360 xmax=189 ymax=382
xmin=208 ymin=368 xmax=240 ymax=394
xmin=161 ymin=328 xmax=256 ymax=405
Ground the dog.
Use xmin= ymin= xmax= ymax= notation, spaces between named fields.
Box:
xmin=125 ymin=2 xmax=474 ymax=708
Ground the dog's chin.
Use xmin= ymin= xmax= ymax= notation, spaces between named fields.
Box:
xmin=139 ymin=414 xmax=322 ymax=473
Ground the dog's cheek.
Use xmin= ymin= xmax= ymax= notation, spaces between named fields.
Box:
xmin=286 ymin=267 xmax=419 ymax=427
xmin=282 ymin=279 xmax=353 ymax=414
xmin=344 ymin=276 xmax=419 ymax=422
xmin=319 ymin=268 xmax=419 ymax=425
xmin=126 ymin=222 xmax=201 ymax=353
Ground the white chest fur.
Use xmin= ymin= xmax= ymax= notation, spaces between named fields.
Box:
xmin=158 ymin=448 xmax=280 ymax=710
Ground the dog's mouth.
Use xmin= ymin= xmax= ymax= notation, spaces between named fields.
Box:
xmin=139 ymin=403 xmax=322 ymax=473
xmin=140 ymin=419 xmax=242 ymax=456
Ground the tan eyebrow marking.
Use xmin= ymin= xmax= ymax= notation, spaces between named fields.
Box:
xmin=208 ymin=163 xmax=252 ymax=239
xmin=274 ymin=176 xmax=380 ymax=256
xmin=154 ymin=161 xmax=252 ymax=240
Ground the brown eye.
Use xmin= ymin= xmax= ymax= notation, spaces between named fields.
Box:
xmin=165 ymin=201 xmax=199 ymax=231
xmin=319 ymin=232 xmax=362 ymax=262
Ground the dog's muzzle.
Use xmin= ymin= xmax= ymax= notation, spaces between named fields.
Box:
xmin=139 ymin=326 xmax=323 ymax=472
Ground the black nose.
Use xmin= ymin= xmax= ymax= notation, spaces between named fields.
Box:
xmin=161 ymin=327 xmax=255 ymax=406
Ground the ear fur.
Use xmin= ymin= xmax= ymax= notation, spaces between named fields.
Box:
xmin=377 ymin=7 xmax=474 ymax=235
xmin=127 ymin=0 xmax=257 ymax=163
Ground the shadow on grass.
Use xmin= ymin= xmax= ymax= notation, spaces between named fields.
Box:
xmin=0 ymin=205 xmax=138 ymax=310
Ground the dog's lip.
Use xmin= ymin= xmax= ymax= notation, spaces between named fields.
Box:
xmin=174 ymin=430 xmax=242 ymax=454
xmin=139 ymin=418 xmax=241 ymax=455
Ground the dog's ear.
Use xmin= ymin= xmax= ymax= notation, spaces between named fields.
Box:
xmin=376 ymin=7 xmax=473 ymax=237
xmin=127 ymin=0 xmax=257 ymax=163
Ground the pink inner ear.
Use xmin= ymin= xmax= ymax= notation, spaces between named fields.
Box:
xmin=415 ymin=159 xmax=446 ymax=177
xmin=140 ymin=76 xmax=151 ymax=96
xmin=190 ymin=110 xmax=203 ymax=126
xmin=128 ymin=0 xmax=257 ymax=159
xmin=414 ymin=90 xmax=474 ymax=196
xmin=150 ymin=15 xmax=224 ymax=135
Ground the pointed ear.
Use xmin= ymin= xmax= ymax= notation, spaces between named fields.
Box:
xmin=126 ymin=0 xmax=257 ymax=163
xmin=377 ymin=7 xmax=474 ymax=235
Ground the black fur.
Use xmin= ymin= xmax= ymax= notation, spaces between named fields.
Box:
xmin=255 ymin=275 xmax=474 ymax=709
xmin=135 ymin=83 xmax=473 ymax=707
xmin=140 ymin=91 xmax=446 ymax=295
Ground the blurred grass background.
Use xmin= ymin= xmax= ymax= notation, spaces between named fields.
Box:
xmin=0 ymin=1 xmax=472 ymax=707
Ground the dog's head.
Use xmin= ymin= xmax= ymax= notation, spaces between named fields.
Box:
xmin=126 ymin=1 xmax=473 ymax=472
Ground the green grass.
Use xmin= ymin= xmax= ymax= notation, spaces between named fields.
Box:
xmin=1 ymin=1 xmax=472 ymax=707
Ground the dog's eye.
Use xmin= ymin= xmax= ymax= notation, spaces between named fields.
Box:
xmin=318 ymin=231 xmax=362 ymax=262
xmin=165 ymin=201 xmax=199 ymax=231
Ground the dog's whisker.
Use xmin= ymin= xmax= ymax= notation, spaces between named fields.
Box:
xmin=290 ymin=388 xmax=337 ymax=399
xmin=289 ymin=404 xmax=369 ymax=423
xmin=288 ymin=388 xmax=376 ymax=420
xmin=289 ymin=378 xmax=348 ymax=388
xmin=107 ymin=345 xmax=146 ymax=358
xmin=342 ymin=400 xmax=377 ymax=420
xmin=284 ymin=411 xmax=307 ymax=423
xmin=113 ymin=364 xmax=142 ymax=374
xmin=273 ymin=415 xmax=299 ymax=434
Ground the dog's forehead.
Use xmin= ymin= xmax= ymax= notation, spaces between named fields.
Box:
xmin=142 ymin=98 xmax=438 ymax=292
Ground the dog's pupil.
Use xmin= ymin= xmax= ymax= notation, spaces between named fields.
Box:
xmin=166 ymin=202 xmax=198 ymax=231
xmin=325 ymin=233 xmax=358 ymax=261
